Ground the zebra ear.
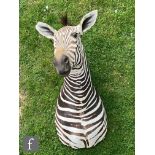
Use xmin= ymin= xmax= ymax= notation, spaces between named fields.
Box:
xmin=79 ymin=10 xmax=98 ymax=34
xmin=35 ymin=22 xmax=56 ymax=39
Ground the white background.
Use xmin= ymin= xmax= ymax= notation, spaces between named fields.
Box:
xmin=0 ymin=0 xmax=155 ymax=154
xmin=135 ymin=0 xmax=155 ymax=154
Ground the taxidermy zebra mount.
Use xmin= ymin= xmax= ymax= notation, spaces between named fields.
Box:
xmin=36 ymin=10 xmax=107 ymax=149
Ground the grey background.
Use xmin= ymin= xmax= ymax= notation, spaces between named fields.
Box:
xmin=23 ymin=136 xmax=39 ymax=152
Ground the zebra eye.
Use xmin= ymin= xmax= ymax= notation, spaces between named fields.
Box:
xmin=64 ymin=57 xmax=69 ymax=63
xmin=71 ymin=32 xmax=78 ymax=38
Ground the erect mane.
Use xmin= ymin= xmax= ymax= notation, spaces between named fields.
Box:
xmin=60 ymin=13 xmax=72 ymax=26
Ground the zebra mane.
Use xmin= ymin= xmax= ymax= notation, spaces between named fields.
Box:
xmin=60 ymin=13 xmax=72 ymax=26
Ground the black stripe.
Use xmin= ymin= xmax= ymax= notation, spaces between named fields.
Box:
xmin=57 ymin=96 xmax=81 ymax=110
xmin=56 ymin=115 xmax=83 ymax=129
xmin=94 ymin=128 xmax=107 ymax=145
xmin=81 ymin=139 xmax=87 ymax=148
xmin=56 ymin=107 xmax=81 ymax=118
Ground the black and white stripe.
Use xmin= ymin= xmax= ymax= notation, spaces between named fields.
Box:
xmin=35 ymin=10 xmax=107 ymax=149
xmin=55 ymin=27 xmax=107 ymax=149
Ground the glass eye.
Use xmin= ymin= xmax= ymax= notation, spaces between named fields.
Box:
xmin=64 ymin=57 xmax=69 ymax=63
xmin=71 ymin=32 xmax=78 ymax=38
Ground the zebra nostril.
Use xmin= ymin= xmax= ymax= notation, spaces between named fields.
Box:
xmin=58 ymin=69 xmax=70 ymax=76
xmin=59 ymin=70 xmax=64 ymax=75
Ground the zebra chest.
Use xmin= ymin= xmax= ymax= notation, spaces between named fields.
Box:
xmin=56 ymin=94 xmax=103 ymax=131
xmin=55 ymin=86 xmax=107 ymax=149
xmin=56 ymin=86 xmax=103 ymax=125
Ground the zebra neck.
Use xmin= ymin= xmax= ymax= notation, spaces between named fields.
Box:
xmin=64 ymin=65 xmax=92 ymax=91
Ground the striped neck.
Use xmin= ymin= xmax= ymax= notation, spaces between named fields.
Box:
xmin=64 ymin=55 xmax=92 ymax=91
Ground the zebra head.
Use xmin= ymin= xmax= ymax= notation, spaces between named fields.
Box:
xmin=36 ymin=10 xmax=98 ymax=76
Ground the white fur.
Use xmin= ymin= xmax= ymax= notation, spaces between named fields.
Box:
xmin=78 ymin=10 xmax=98 ymax=34
xmin=35 ymin=22 xmax=56 ymax=39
